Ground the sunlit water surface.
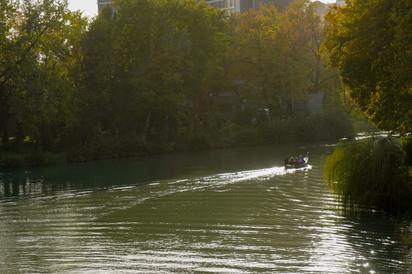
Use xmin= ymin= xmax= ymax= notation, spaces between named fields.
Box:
xmin=0 ymin=143 xmax=411 ymax=273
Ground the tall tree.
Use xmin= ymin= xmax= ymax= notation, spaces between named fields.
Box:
xmin=324 ymin=0 xmax=412 ymax=132
xmin=77 ymin=0 xmax=227 ymax=145
xmin=227 ymin=1 xmax=329 ymax=119
xmin=0 ymin=0 xmax=87 ymax=149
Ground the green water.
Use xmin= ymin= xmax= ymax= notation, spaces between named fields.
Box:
xmin=0 ymin=143 xmax=411 ymax=273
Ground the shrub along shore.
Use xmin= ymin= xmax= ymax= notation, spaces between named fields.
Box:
xmin=0 ymin=109 xmax=354 ymax=169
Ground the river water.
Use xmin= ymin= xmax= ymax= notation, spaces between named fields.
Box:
xmin=0 ymin=143 xmax=411 ymax=273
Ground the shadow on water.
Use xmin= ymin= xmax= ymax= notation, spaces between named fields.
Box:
xmin=0 ymin=143 xmax=313 ymax=198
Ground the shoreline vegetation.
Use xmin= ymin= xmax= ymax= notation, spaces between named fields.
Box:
xmin=0 ymin=110 xmax=356 ymax=169
xmin=321 ymin=0 xmax=412 ymax=217
xmin=0 ymin=0 xmax=359 ymax=169
xmin=323 ymin=136 xmax=412 ymax=246
xmin=324 ymin=137 xmax=412 ymax=214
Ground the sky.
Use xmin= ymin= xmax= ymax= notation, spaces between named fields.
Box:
xmin=67 ymin=0 xmax=337 ymax=18
xmin=68 ymin=0 xmax=98 ymax=18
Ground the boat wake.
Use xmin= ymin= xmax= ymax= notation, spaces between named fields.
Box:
xmin=105 ymin=164 xmax=313 ymax=207
xmin=200 ymin=165 xmax=312 ymax=184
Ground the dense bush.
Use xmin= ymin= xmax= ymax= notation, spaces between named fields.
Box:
xmin=66 ymin=134 xmax=149 ymax=162
xmin=66 ymin=109 xmax=354 ymax=162
xmin=324 ymin=138 xmax=411 ymax=213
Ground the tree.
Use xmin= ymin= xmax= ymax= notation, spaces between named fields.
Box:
xmin=227 ymin=4 xmax=283 ymax=107
xmin=264 ymin=0 xmax=294 ymax=9
xmin=227 ymin=1 xmax=331 ymax=120
xmin=76 ymin=0 xmax=228 ymax=147
xmin=0 ymin=0 xmax=87 ymax=149
xmin=324 ymin=0 xmax=412 ymax=132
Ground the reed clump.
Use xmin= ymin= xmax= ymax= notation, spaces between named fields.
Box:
xmin=324 ymin=138 xmax=412 ymax=213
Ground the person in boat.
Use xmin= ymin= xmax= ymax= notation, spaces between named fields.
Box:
xmin=287 ymin=155 xmax=303 ymax=165
xmin=298 ymin=155 xmax=305 ymax=164
xmin=285 ymin=155 xmax=307 ymax=166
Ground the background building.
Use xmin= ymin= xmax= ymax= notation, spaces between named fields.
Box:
xmin=205 ymin=0 xmax=252 ymax=14
xmin=97 ymin=0 xmax=294 ymax=14
xmin=97 ymin=0 xmax=113 ymax=12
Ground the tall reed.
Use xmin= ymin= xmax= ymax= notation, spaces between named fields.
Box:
xmin=324 ymin=138 xmax=411 ymax=213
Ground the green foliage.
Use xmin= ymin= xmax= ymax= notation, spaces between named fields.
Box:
xmin=297 ymin=110 xmax=354 ymax=142
xmin=74 ymin=0 xmax=227 ymax=147
xmin=324 ymin=138 xmax=411 ymax=213
xmin=257 ymin=109 xmax=353 ymax=143
xmin=324 ymin=0 xmax=412 ymax=133
xmin=66 ymin=133 xmax=149 ymax=162
xmin=0 ymin=0 xmax=88 ymax=150
xmin=227 ymin=1 xmax=334 ymax=106
xmin=271 ymin=0 xmax=294 ymax=9
xmin=0 ymin=0 xmax=355 ymax=165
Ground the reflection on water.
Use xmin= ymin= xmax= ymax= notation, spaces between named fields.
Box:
xmin=0 ymin=144 xmax=411 ymax=273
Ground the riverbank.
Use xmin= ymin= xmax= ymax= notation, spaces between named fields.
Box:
xmin=1 ymin=112 xmax=355 ymax=169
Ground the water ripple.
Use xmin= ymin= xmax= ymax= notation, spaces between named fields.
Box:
xmin=0 ymin=148 xmax=411 ymax=273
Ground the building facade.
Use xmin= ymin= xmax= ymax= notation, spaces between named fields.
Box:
xmin=204 ymin=0 xmax=258 ymax=14
xmin=97 ymin=0 xmax=113 ymax=12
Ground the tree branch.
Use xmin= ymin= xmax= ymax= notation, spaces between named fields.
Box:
xmin=0 ymin=23 xmax=51 ymax=87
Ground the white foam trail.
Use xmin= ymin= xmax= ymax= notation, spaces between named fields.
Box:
xmin=102 ymin=164 xmax=313 ymax=211
xmin=202 ymin=165 xmax=312 ymax=184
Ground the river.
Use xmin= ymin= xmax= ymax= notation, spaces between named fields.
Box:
xmin=0 ymin=143 xmax=411 ymax=273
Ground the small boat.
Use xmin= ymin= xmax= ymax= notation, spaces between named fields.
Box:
xmin=284 ymin=153 xmax=309 ymax=169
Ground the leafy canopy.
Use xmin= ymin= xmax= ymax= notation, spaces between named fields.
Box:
xmin=323 ymin=0 xmax=412 ymax=132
